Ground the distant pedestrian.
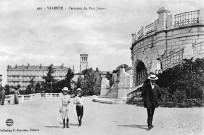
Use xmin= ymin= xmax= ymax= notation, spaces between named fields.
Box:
xmin=14 ymin=89 xmax=20 ymax=104
xmin=0 ymin=88 xmax=5 ymax=105
xmin=141 ymin=73 xmax=161 ymax=130
xmin=59 ymin=87 xmax=71 ymax=128
xmin=74 ymin=88 xmax=85 ymax=127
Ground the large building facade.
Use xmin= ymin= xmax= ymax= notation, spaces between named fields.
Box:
xmin=7 ymin=64 xmax=70 ymax=90
xmin=131 ymin=7 xmax=204 ymax=87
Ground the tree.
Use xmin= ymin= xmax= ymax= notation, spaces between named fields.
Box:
xmin=28 ymin=77 xmax=35 ymax=93
xmin=26 ymin=85 xmax=32 ymax=94
xmin=0 ymin=86 xmax=3 ymax=91
xmin=16 ymin=84 xmax=21 ymax=90
xmin=116 ymin=64 xmax=129 ymax=72
xmin=53 ymin=79 xmax=66 ymax=93
xmin=43 ymin=64 xmax=56 ymax=93
xmin=81 ymin=68 xmax=102 ymax=95
xmin=93 ymin=71 xmax=102 ymax=95
xmin=35 ymin=82 xmax=42 ymax=93
xmin=65 ymin=68 xmax=74 ymax=90
xmin=4 ymin=85 xmax=10 ymax=95
xmin=11 ymin=84 xmax=21 ymax=91
xmin=76 ymin=75 xmax=83 ymax=88
xmin=106 ymin=72 xmax=112 ymax=80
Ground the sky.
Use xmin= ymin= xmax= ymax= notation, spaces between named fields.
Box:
xmin=0 ymin=0 xmax=203 ymax=85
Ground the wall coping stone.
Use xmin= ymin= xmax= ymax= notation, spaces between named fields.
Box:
xmin=131 ymin=24 xmax=204 ymax=50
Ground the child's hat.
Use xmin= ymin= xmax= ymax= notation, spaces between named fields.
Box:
xmin=62 ymin=87 xmax=69 ymax=92
xmin=76 ymin=88 xmax=83 ymax=94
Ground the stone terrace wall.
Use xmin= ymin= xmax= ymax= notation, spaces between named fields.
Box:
xmin=130 ymin=7 xmax=204 ymax=86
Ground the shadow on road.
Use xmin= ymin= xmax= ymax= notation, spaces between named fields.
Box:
xmin=118 ymin=124 xmax=147 ymax=130
xmin=44 ymin=126 xmax=62 ymax=128
xmin=59 ymin=122 xmax=79 ymax=126
xmin=45 ymin=123 xmax=78 ymax=128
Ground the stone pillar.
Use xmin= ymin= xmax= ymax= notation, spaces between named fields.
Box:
xmin=157 ymin=7 xmax=171 ymax=31
xmin=150 ymin=60 xmax=162 ymax=74
xmin=199 ymin=8 xmax=204 ymax=24
xmin=183 ymin=44 xmax=194 ymax=59
xmin=100 ymin=76 xmax=110 ymax=96
xmin=118 ymin=68 xmax=132 ymax=99
xmin=166 ymin=14 xmax=173 ymax=29
xmin=131 ymin=33 xmax=136 ymax=44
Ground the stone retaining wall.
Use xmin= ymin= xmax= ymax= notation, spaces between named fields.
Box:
xmin=130 ymin=7 xmax=204 ymax=86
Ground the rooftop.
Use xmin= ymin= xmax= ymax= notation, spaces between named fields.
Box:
xmin=7 ymin=65 xmax=70 ymax=71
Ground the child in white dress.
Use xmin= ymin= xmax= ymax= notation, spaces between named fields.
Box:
xmin=59 ymin=87 xmax=71 ymax=128
xmin=74 ymin=88 xmax=85 ymax=126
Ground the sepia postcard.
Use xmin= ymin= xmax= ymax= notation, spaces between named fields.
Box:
xmin=0 ymin=0 xmax=204 ymax=135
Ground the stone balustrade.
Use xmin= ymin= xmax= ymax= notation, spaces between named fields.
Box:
xmin=131 ymin=8 xmax=204 ymax=44
xmin=4 ymin=93 xmax=62 ymax=104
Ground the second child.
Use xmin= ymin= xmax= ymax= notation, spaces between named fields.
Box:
xmin=74 ymin=88 xmax=85 ymax=126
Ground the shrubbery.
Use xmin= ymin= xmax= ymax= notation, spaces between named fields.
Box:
xmin=126 ymin=97 xmax=143 ymax=106
xmin=156 ymin=58 xmax=204 ymax=107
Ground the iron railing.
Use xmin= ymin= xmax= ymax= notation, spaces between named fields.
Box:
xmin=135 ymin=69 xmax=147 ymax=87
xmin=161 ymin=49 xmax=184 ymax=70
xmin=145 ymin=22 xmax=155 ymax=35
xmin=137 ymin=27 xmax=144 ymax=40
xmin=193 ymin=41 xmax=204 ymax=51
xmin=193 ymin=41 xmax=204 ymax=56
xmin=174 ymin=10 xmax=200 ymax=27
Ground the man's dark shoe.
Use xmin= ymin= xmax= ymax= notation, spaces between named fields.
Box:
xmin=147 ymin=126 xmax=152 ymax=130
xmin=151 ymin=125 xmax=154 ymax=128
xmin=78 ymin=119 xmax=81 ymax=126
xmin=78 ymin=121 xmax=81 ymax=126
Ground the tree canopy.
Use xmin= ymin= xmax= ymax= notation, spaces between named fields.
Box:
xmin=43 ymin=64 xmax=56 ymax=93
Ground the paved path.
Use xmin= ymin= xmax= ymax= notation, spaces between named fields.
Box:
xmin=0 ymin=97 xmax=203 ymax=135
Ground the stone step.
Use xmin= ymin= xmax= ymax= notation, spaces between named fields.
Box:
xmin=92 ymin=96 xmax=127 ymax=104
xmin=106 ymin=91 xmax=118 ymax=98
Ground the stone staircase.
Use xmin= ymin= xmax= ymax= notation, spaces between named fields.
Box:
xmin=160 ymin=41 xmax=204 ymax=71
xmin=160 ymin=48 xmax=184 ymax=71
xmin=106 ymin=84 xmax=118 ymax=98
xmin=135 ymin=69 xmax=147 ymax=87
xmin=192 ymin=41 xmax=204 ymax=58
xmin=93 ymin=96 xmax=127 ymax=104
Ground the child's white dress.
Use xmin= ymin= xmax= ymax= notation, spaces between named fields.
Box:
xmin=60 ymin=94 xmax=70 ymax=119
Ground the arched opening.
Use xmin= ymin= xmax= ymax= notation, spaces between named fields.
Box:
xmin=136 ymin=61 xmax=146 ymax=73
xmin=134 ymin=60 xmax=148 ymax=87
